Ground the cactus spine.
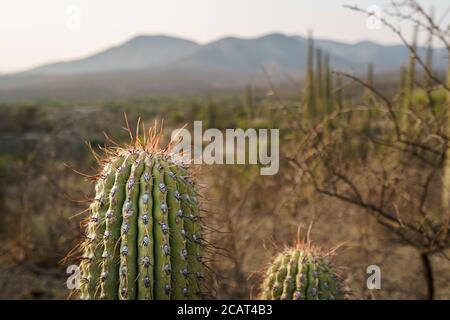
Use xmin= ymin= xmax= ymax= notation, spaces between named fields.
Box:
xmin=78 ymin=129 xmax=205 ymax=300
xmin=260 ymin=240 xmax=346 ymax=300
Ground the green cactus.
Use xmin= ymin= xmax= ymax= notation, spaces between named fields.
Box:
xmin=305 ymin=29 xmax=316 ymax=121
xmin=335 ymin=73 xmax=343 ymax=111
xmin=399 ymin=64 xmax=406 ymax=91
xmin=260 ymin=242 xmax=346 ymax=300
xmin=400 ymin=24 xmax=418 ymax=135
xmin=77 ymin=128 xmax=206 ymax=300
xmin=323 ymin=53 xmax=332 ymax=114
xmin=363 ymin=63 xmax=374 ymax=136
xmin=207 ymin=93 xmax=217 ymax=128
xmin=315 ymin=48 xmax=323 ymax=111
xmin=364 ymin=63 xmax=374 ymax=102
xmin=441 ymin=50 xmax=450 ymax=234
xmin=245 ymin=83 xmax=254 ymax=121
xmin=424 ymin=7 xmax=434 ymax=89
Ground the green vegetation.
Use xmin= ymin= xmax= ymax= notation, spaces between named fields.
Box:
xmin=0 ymin=1 xmax=449 ymax=300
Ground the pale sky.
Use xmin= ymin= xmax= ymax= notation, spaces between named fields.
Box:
xmin=0 ymin=0 xmax=448 ymax=73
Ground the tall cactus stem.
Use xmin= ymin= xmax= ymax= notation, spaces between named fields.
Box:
xmin=305 ymin=29 xmax=316 ymax=122
xmin=400 ymin=24 xmax=418 ymax=135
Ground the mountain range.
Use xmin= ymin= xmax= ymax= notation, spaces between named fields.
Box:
xmin=0 ymin=33 xmax=447 ymax=101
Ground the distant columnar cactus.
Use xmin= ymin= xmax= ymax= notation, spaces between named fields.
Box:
xmin=260 ymin=237 xmax=347 ymax=300
xmin=77 ymin=126 xmax=206 ymax=300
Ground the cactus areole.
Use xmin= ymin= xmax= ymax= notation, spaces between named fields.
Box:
xmin=78 ymin=127 xmax=205 ymax=300
xmin=260 ymin=244 xmax=346 ymax=300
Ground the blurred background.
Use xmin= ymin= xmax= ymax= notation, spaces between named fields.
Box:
xmin=0 ymin=0 xmax=449 ymax=299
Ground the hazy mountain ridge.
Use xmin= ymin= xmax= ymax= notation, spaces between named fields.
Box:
xmin=0 ymin=33 xmax=447 ymax=101
xmin=23 ymin=35 xmax=201 ymax=75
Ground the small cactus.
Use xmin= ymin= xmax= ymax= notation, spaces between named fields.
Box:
xmin=259 ymin=233 xmax=347 ymax=300
xmin=77 ymin=125 xmax=206 ymax=300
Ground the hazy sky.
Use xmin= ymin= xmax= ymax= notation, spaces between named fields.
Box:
xmin=0 ymin=0 xmax=448 ymax=73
